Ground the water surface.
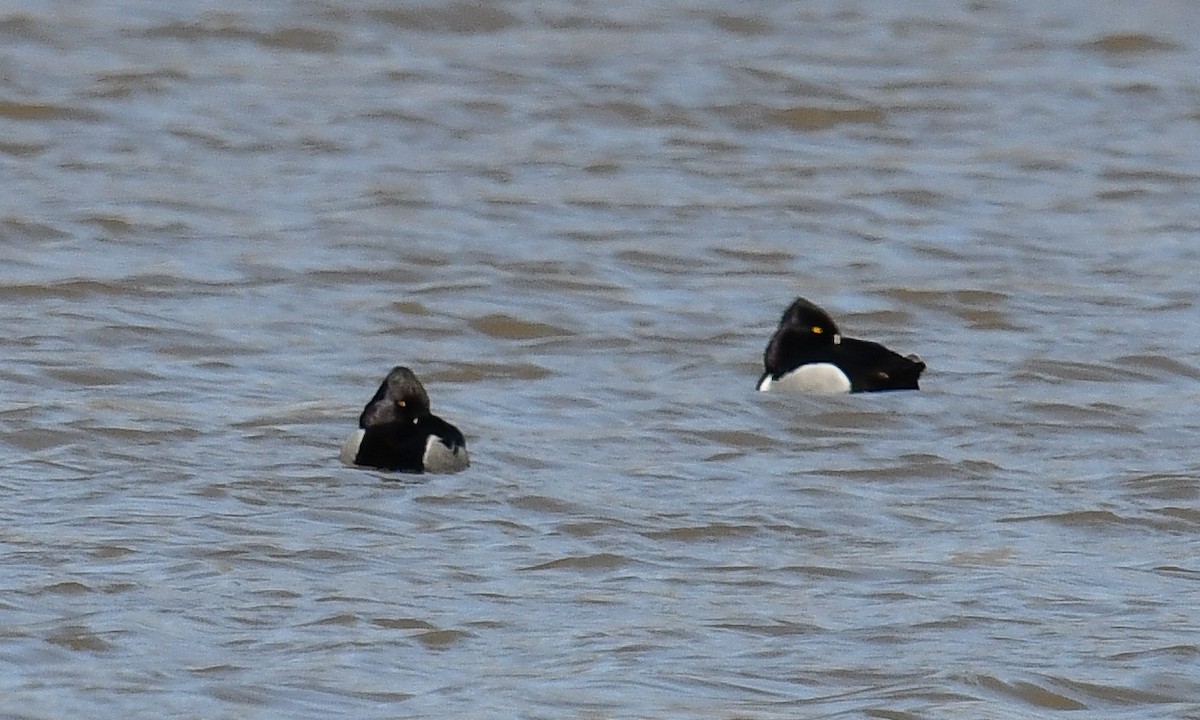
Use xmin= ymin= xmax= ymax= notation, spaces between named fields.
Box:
xmin=3 ymin=1 xmax=1200 ymax=717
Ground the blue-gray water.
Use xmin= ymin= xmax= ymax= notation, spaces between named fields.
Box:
xmin=3 ymin=1 xmax=1200 ymax=717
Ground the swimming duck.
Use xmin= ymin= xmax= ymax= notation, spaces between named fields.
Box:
xmin=757 ymin=296 xmax=925 ymax=393
xmin=340 ymin=366 xmax=469 ymax=473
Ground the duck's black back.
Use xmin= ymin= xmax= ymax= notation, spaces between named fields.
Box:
xmin=352 ymin=415 xmax=467 ymax=472
xmin=834 ymin=337 xmax=925 ymax=392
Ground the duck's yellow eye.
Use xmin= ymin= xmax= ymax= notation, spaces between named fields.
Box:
xmin=811 ymin=326 xmax=823 ymax=334
xmin=397 ymin=400 xmax=406 ymax=408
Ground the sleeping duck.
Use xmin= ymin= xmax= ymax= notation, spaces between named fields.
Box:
xmin=757 ymin=297 xmax=925 ymax=393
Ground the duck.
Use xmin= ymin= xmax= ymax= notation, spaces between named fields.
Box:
xmin=339 ymin=366 xmax=470 ymax=473
xmin=757 ymin=296 xmax=925 ymax=393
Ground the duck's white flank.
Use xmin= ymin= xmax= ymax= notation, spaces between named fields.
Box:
xmin=423 ymin=435 xmax=470 ymax=473
xmin=758 ymin=363 xmax=852 ymax=394
xmin=339 ymin=429 xmax=365 ymax=466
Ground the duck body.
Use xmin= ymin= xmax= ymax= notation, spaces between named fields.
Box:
xmin=757 ymin=297 xmax=925 ymax=393
xmin=340 ymin=366 xmax=469 ymax=473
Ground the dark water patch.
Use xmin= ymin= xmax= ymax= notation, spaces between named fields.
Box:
xmin=712 ymin=247 xmax=794 ymax=265
xmin=302 ymin=613 xmax=358 ymax=627
xmin=573 ymin=101 xmax=702 ymax=129
xmin=535 ymin=9 xmax=641 ymax=31
xmin=0 ymin=140 xmax=49 ymax=157
xmin=38 ymin=581 xmax=91 ymax=596
xmin=502 ymin=271 xmax=627 ymax=294
xmin=372 ymin=617 xmax=436 ymax=630
xmin=969 ymin=674 xmax=1086 ymax=710
xmin=1017 ymin=401 xmax=1141 ymax=428
xmin=1101 ymin=168 xmax=1196 ymax=185
xmin=165 ymin=125 xmax=272 ymax=153
xmin=189 ymin=663 xmax=248 ymax=676
xmin=1015 ymin=359 xmax=1140 ymax=383
xmin=89 ymin=69 xmax=189 ymax=99
xmin=77 ymin=212 xmax=159 ymax=236
xmin=44 ymin=366 xmax=163 ymax=387
xmin=1152 ymin=565 xmax=1200 ymax=579
xmin=555 ymin=520 xmax=616 ymax=538
xmin=0 ymin=102 xmax=104 ymax=122
xmin=305 ymin=254 xmax=451 ymax=282
xmin=1112 ymin=354 xmax=1200 ymax=381
xmin=615 ymin=249 xmax=710 ymax=274
xmin=433 ymin=361 xmax=554 ymax=382
xmin=881 ymin=288 xmax=1018 ymax=330
xmin=996 ymin=509 xmax=1191 ymax=534
xmin=5 ymin=427 xmax=84 ymax=452
xmin=468 ymin=313 xmax=573 ymax=340
xmin=136 ymin=21 xmax=340 ymax=52
xmin=0 ymin=276 xmax=228 ymax=301
xmin=1040 ymin=674 xmax=1184 ymax=706
xmin=683 ymin=429 xmax=779 ymax=451
xmin=521 ymin=553 xmax=635 ymax=572
xmin=1151 ymin=506 xmax=1200 ymax=528
xmin=732 ymin=104 xmax=887 ymax=132
xmin=509 ymin=494 xmax=580 ymax=515
xmin=795 ymin=407 xmax=914 ymax=435
xmin=1107 ymin=644 xmax=1200 ymax=662
xmin=362 ymin=175 xmax=450 ymax=211
xmin=710 ymin=620 xmax=822 ymax=637
xmin=710 ymin=14 xmax=774 ymax=37
xmin=0 ymin=13 xmax=56 ymax=42
xmin=368 ymin=3 xmax=519 ymax=33
xmin=45 ymin=625 xmax=115 ymax=653
xmin=1096 ymin=187 xmax=1149 ymax=202
xmin=781 ymin=564 xmax=861 ymax=580
xmin=0 ymin=216 xmax=71 ymax=240
xmin=207 ymin=684 xmax=275 ymax=706
xmin=1081 ymin=33 xmax=1177 ymax=54
xmin=643 ymin=524 xmax=763 ymax=542
xmin=89 ymin=545 xmax=135 ymax=560
xmin=859 ymin=187 xmax=952 ymax=209
xmin=415 ymin=628 xmax=472 ymax=650
xmin=138 ymin=20 xmax=250 ymax=41
xmin=259 ymin=27 xmax=340 ymax=52
xmin=1122 ymin=472 xmax=1200 ymax=502
xmin=490 ymin=448 xmax=555 ymax=471
xmin=820 ymin=460 xmax=950 ymax=484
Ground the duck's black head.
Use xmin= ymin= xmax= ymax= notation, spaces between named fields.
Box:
xmin=764 ymin=296 xmax=841 ymax=370
xmin=359 ymin=366 xmax=432 ymax=428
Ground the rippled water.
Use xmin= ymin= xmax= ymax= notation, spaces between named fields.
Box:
xmin=3 ymin=1 xmax=1200 ymax=717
